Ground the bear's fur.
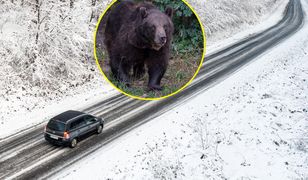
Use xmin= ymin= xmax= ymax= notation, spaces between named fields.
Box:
xmin=104 ymin=0 xmax=173 ymax=90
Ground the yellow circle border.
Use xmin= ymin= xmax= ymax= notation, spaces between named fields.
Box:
xmin=94 ymin=0 xmax=206 ymax=101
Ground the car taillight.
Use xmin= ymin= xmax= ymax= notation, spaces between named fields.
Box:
xmin=64 ymin=131 xmax=70 ymax=139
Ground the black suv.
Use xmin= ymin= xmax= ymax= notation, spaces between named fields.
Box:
xmin=44 ymin=110 xmax=104 ymax=148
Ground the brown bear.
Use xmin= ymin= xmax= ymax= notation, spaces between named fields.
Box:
xmin=104 ymin=0 xmax=173 ymax=90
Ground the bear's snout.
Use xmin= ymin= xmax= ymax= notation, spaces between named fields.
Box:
xmin=154 ymin=27 xmax=167 ymax=45
xmin=160 ymin=36 xmax=167 ymax=44
xmin=152 ymin=29 xmax=167 ymax=51
xmin=154 ymin=34 xmax=166 ymax=46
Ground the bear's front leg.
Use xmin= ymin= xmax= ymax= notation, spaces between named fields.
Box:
xmin=147 ymin=63 xmax=167 ymax=91
xmin=110 ymin=55 xmax=131 ymax=86
xmin=118 ymin=61 xmax=131 ymax=86
xmin=133 ymin=62 xmax=145 ymax=79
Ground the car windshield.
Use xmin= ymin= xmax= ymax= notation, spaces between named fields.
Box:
xmin=47 ymin=120 xmax=65 ymax=132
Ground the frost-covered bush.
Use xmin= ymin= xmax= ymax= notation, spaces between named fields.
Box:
xmin=0 ymin=0 xmax=111 ymax=97
xmin=140 ymin=140 xmax=185 ymax=179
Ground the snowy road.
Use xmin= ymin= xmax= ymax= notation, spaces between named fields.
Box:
xmin=0 ymin=0 xmax=304 ymax=179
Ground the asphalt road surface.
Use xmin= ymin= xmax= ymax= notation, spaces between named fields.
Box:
xmin=0 ymin=0 xmax=303 ymax=179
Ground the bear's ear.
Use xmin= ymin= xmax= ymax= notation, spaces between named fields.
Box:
xmin=139 ymin=7 xmax=148 ymax=19
xmin=165 ymin=7 xmax=173 ymax=18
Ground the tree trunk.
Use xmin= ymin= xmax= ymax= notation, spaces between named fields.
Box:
xmin=70 ymin=0 xmax=74 ymax=8
xmin=35 ymin=0 xmax=40 ymax=44
xmin=89 ymin=0 xmax=97 ymax=22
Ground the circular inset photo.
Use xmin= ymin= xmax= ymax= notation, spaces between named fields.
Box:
xmin=95 ymin=0 xmax=205 ymax=100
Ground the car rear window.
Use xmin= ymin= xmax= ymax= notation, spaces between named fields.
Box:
xmin=47 ymin=120 xmax=66 ymax=132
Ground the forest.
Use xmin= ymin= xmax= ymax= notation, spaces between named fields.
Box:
xmin=0 ymin=0 xmax=108 ymax=98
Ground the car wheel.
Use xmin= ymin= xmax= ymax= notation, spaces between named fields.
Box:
xmin=70 ymin=138 xmax=77 ymax=148
xmin=97 ymin=125 xmax=103 ymax=134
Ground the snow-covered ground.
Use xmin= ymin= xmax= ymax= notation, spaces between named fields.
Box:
xmin=189 ymin=0 xmax=288 ymax=44
xmin=205 ymin=0 xmax=289 ymax=54
xmin=53 ymin=0 xmax=308 ymax=179
xmin=0 ymin=0 xmax=286 ymax=139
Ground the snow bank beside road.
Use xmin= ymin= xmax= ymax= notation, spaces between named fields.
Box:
xmin=54 ymin=0 xmax=308 ymax=179
xmin=189 ymin=0 xmax=288 ymax=43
